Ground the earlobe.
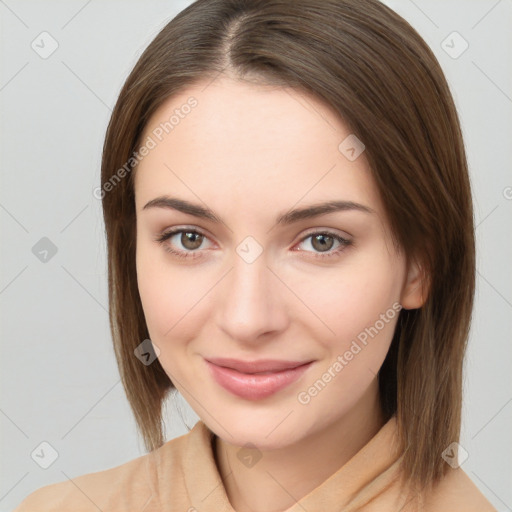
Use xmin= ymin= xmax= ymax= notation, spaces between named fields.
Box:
xmin=400 ymin=258 xmax=429 ymax=310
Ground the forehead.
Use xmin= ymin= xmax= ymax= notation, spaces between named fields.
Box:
xmin=135 ymin=76 xmax=381 ymax=215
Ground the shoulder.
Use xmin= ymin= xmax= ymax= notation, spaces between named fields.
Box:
xmin=12 ymin=424 xmax=200 ymax=512
xmin=422 ymin=467 xmax=497 ymax=512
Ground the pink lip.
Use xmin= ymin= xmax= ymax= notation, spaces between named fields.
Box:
xmin=205 ymin=358 xmax=313 ymax=400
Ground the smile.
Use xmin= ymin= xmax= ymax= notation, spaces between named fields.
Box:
xmin=204 ymin=358 xmax=314 ymax=400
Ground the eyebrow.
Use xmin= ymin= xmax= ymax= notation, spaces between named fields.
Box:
xmin=142 ymin=196 xmax=375 ymax=226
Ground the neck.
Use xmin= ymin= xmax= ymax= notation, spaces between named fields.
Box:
xmin=214 ymin=378 xmax=385 ymax=512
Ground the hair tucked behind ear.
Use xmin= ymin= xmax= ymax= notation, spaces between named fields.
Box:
xmin=101 ymin=0 xmax=475 ymax=491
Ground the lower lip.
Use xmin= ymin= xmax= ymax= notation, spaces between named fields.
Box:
xmin=205 ymin=360 xmax=313 ymax=400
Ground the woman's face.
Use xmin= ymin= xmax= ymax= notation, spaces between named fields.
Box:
xmin=134 ymin=76 xmax=422 ymax=449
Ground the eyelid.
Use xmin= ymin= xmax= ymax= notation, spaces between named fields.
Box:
xmin=155 ymin=225 xmax=352 ymax=242
xmin=155 ymin=225 xmax=353 ymax=260
xmin=293 ymin=229 xmax=353 ymax=258
xmin=155 ymin=224 xmax=211 ymax=240
xmin=297 ymin=226 xmax=353 ymax=242
xmin=154 ymin=226 xmax=214 ymax=261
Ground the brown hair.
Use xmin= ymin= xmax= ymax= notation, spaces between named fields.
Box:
xmin=100 ymin=0 xmax=475 ymax=490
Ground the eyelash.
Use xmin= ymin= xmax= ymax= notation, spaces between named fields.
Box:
xmin=154 ymin=227 xmax=353 ymax=261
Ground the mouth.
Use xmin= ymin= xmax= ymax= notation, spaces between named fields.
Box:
xmin=204 ymin=357 xmax=314 ymax=400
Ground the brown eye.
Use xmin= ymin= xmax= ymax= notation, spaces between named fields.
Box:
xmin=311 ymin=234 xmax=335 ymax=252
xmin=155 ymin=228 xmax=212 ymax=260
xmin=181 ymin=231 xmax=203 ymax=250
xmin=296 ymin=231 xmax=352 ymax=259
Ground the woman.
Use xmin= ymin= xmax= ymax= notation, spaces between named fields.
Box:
xmin=14 ymin=0 xmax=496 ymax=510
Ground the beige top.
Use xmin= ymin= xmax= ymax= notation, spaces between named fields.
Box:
xmin=14 ymin=416 xmax=496 ymax=511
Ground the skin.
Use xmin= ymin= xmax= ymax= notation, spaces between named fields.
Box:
xmin=134 ymin=74 xmax=425 ymax=512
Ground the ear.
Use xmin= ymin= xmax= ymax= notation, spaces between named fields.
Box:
xmin=400 ymin=257 xmax=429 ymax=310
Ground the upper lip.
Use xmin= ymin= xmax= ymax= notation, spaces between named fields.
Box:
xmin=206 ymin=357 xmax=313 ymax=374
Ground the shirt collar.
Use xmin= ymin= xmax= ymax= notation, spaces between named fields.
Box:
xmin=179 ymin=415 xmax=405 ymax=511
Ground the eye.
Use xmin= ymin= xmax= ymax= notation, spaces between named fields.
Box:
xmin=155 ymin=227 xmax=212 ymax=260
xmin=295 ymin=231 xmax=352 ymax=259
xmin=155 ymin=227 xmax=352 ymax=261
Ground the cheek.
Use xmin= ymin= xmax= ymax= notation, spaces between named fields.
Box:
xmin=293 ymin=249 xmax=404 ymax=412
xmin=295 ymin=267 xmax=402 ymax=418
xmin=136 ymin=247 xmax=214 ymax=385
xmin=340 ymin=271 xmax=401 ymax=349
xmin=135 ymin=243 xmax=210 ymax=341
xmin=136 ymin=245 xmax=166 ymax=335
xmin=285 ymin=248 xmax=404 ymax=353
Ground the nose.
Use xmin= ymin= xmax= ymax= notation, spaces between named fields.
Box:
xmin=215 ymin=250 xmax=289 ymax=344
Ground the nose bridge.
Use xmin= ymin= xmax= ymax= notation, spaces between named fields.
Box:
xmin=216 ymin=245 xmax=287 ymax=342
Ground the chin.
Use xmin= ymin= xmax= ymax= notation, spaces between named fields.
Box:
xmin=201 ymin=404 xmax=315 ymax=449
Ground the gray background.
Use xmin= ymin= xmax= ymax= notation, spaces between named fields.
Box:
xmin=1 ymin=0 xmax=511 ymax=510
